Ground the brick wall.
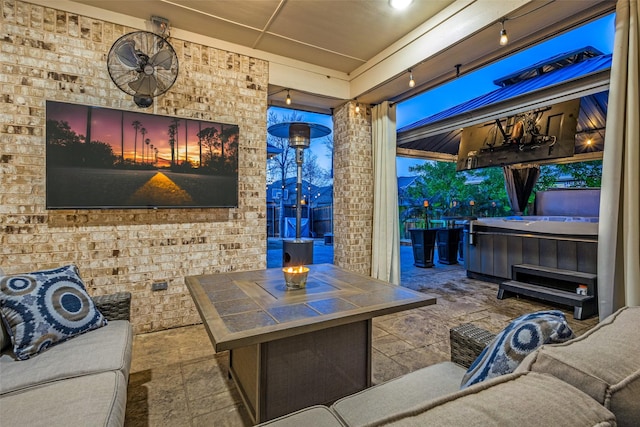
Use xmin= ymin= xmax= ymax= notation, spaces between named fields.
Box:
xmin=332 ymin=101 xmax=373 ymax=275
xmin=0 ymin=0 xmax=268 ymax=333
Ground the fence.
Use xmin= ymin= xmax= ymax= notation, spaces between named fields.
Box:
xmin=267 ymin=205 xmax=332 ymax=238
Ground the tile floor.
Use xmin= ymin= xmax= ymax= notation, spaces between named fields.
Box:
xmin=125 ymin=263 xmax=598 ymax=426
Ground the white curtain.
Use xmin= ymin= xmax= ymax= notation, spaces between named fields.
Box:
xmin=597 ymin=0 xmax=640 ymax=319
xmin=371 ymin=102 xmax=401 ymax=284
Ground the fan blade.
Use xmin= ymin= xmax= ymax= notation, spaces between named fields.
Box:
xmin=129 ymin=75 xmax=157 ymax=96
xmin=155 ymin=76 xmax=168 ymax=94
xmin=115 ymin=40 xmax=140 ymax=68
xmin=149 ymin=49 xmax=173 ymax=70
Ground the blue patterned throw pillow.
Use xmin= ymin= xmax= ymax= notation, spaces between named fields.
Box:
xmin=0 ymin=265 xmax=107 ymax=360
xmin=460 ymin=310 xmax=574 ymax=389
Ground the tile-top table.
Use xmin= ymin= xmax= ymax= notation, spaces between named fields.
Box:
xmin=185 ymin=263 xmax=436 ymax=423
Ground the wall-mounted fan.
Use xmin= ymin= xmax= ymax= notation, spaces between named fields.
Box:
xmin=107 ymin=30 xmax=179 ymax=108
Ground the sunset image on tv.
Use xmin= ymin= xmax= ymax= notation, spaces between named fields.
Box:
xmin=45 ymin=101 xmax=239 ymax=209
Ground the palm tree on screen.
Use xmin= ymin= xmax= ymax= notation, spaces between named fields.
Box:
xmin=131 ymin=120 xmax=141 ymax=164
xmin=198 ymin=121 xmax=202 ymax=167
xmin=140 ymin=127 xmax=147 ymax=163
xmin=120 ymin=111 xmax=124 ymax=162
xmin=171 ymin=118 xmax=181 ymax=164
xmin=168 ymin=123 xmax=176 ymax=167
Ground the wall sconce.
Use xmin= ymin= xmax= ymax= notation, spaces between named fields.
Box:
xmin=355 ymin=100 xmax=360 ymax=114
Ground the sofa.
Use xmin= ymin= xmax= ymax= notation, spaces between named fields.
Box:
xmin=259 ymin=306 xmax=640 ymax=427
xmin=0 ymin=291 xmax=133 ymax=426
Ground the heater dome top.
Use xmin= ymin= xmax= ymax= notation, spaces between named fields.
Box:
xmin=267 ymin=122 xmax=331 ymax=139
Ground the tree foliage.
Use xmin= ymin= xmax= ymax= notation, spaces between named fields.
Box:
xmin=556 ymin=160 xmax=602 ymax=187
xmin=405 ymin=158 xmax=602 ymax=220
xmin=303 ymin=150 xmax=329 ymax=189
xmin=407 ymin=161 xmax=474 ymax=212
xmin=46 ymin=119 xmax=116 ymax=168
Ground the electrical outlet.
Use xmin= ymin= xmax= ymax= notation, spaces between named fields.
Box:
xmin=152 ymin=281 xmax=168 ymax=291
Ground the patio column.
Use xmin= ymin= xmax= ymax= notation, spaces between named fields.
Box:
xmin=332 ymin=101 xmax=374 ymax=275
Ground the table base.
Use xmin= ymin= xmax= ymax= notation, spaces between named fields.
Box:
xmin=230 ymin=320 xmax=372 ymax=423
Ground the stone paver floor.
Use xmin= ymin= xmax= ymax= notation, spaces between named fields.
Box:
xmin=125 ymin=243 xmax=598 ymax=426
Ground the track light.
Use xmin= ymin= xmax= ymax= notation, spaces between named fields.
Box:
xmin=408 ymin=70 xmax=415 ymax=88
xmin=285 ymin=90 xmax=292 ymax=105
xmin=499 ymin=19 xmax=508 ymax=46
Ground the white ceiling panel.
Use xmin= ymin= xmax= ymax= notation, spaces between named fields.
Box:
xmin=62 ymin=0 xmax=614 ymax=113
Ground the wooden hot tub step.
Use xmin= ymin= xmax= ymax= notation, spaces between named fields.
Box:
xmin=512 ymin=264 xmax=597 ymax=284
xmin=498 ymin=280 xmax=596 ymax=320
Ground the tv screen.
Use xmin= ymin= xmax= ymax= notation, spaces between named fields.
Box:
xmin=456 ymin=98 xmax=580 ymax=171
xmin=46 ymin=101 xmax=238 ymax=209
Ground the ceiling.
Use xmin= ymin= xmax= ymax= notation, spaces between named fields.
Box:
xmin=71 ymin=0 xmax=454 ymax=73
xmin=67 ymin=0 xmax=614 ymax=114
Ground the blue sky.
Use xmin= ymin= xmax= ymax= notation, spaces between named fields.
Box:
xmin=269 ymin=12 xmax=615 ymax=177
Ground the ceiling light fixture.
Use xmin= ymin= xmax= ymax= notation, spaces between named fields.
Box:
xmin=389 ymin=0 xmax=413 ymax=10
xmin=355 ymin=100 xmax=360 ymax=113
xmin=499 ymin=19 xmax=509 ymax=46
xmin=408 ymin=70 xmax=415 ymax=88
xmin=285 ymin=90 xmax=292 ymax=105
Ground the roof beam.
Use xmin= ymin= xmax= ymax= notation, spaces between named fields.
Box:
xmin=396 ymin=148 xmax=457 ymax=163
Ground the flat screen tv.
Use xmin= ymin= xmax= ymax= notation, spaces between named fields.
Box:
xmin=456 ymin=98 xmax=580 ymax=171
xmin=46 ymin=101 xmax=239 ymax=209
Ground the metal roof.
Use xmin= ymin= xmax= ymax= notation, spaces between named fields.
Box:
xmin=493 ymin=46 xmax=603 ymax=87
xmin=398 ymin=90 xmax=609 ymax=157
xmin=398 ymin=51 xmax=611 ymax=134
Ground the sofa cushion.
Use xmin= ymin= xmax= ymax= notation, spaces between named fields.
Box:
xmin=0 ymin=311 xmax=9 ymax=353
xmin=461 ymin=310 xmax=574 ymax=388
xmin=257 ymin=405 xmax=344 ymax=427
xmin=369 ymin=372 xmax=615 ymax=427
xmin=0 ymin=370 xmax=128 ymax=427
xmin=0 ymin=264 xmax=107 ymax=360
xmin=0 ymin=267 xmax=9 ymax=352
xmin=0 ymin=319 xmax=132 ymax=395
xmin=517 ymin=306 xmax=640 ymax=427
xmin=331 ymin=361 xmax=466 ymax=427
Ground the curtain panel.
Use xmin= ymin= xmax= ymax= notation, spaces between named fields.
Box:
xmin=597 ymin=0 xmax=640 ymax=318
xmin=502 ymin=165 xmax=541 ymax=215
xmin=371 ymin=102 xmax=401 ymax=285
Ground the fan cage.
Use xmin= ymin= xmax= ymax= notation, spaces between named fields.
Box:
xmin=107 ymin=31 xmax=179 ymax=98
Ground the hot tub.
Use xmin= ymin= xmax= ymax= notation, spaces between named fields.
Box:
xmin=474 ymin=216 xmax=598 ymax=235
xmin=465 ymin=216 xmax=598 ymax=282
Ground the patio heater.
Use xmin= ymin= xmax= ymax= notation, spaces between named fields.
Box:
xmin=267 ymin=121 xmax=331 ymax=267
